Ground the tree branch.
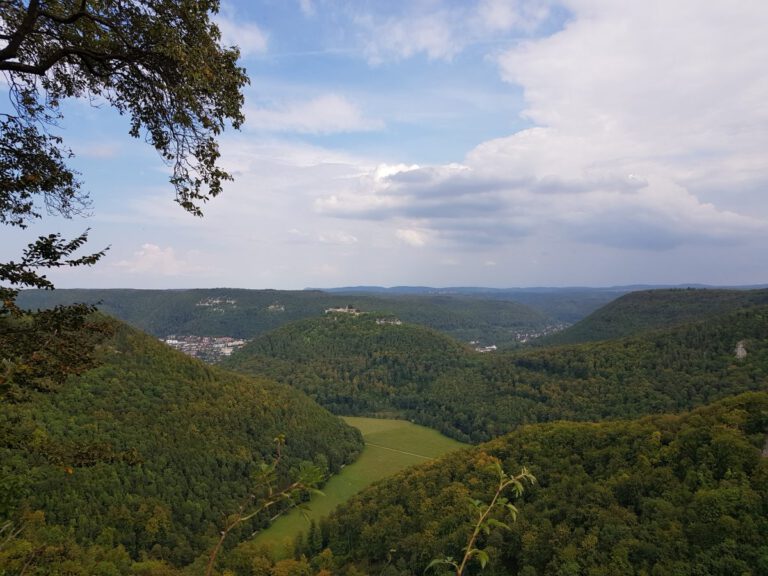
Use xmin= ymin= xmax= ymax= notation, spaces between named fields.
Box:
xmin=37 ymin=1 xmax=92 ymax=26
xmin=0 ymin=0 xmax=40 ymax=63
xmin=0 ymin=45 xmax=145 ymax=75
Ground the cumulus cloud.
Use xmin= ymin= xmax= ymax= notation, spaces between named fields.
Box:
xmin=320 ymin=158 xmax=764 ymax=251
xmin=318 ymin=0 xmax=768 ymax=252
xmin=496 ymin=1 xmax=768 ymax=153
xmin=246 ymin=94 xmax=384 ymax=134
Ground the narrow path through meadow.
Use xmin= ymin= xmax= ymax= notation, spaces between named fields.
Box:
xmin=365 ymin=442 xmax=434 ymax=460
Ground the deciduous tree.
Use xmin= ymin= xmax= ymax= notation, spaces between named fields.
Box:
xmin=0 ymin=0 xmax=248 ymax=384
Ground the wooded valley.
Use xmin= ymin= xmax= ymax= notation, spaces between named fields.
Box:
xmin=2 ymin=287 xmax=767 ymax=575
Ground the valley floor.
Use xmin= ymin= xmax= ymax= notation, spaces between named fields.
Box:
xmin=252 ymin=416 xmax=467 ymax=555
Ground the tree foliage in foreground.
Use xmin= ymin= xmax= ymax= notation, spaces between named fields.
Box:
xmin=427 ymin=461 xmax=536 ymax=576
xmin=0 ymin=231 xmax=112 ymax=396
xmin=1 ymin=0 xmax=248 ymax=388
xmin=1 ymin=0 xmax=247 ymax=223
xmin=0 ymin=304 xmax=113 ymax=400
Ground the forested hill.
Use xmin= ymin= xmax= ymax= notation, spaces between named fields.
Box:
xmin=224 ymin=306 xmax=768 ymax=442
xmin=308 ymin=392 xmax=768 ymax=576
xmin=222 ymin=313 xmax=474 ymax=416
xmin=538 ymin=287 xmax=768 ymax=345
xmin=16 ymin=288 xmax=553 ymax=348
xmin=0 ymin=319 xmax=363 ymax=573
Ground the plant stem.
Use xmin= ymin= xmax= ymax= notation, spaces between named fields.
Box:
xmin=455 ymin=477 xmax=506 ymax=576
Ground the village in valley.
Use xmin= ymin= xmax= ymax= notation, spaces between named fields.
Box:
xmin=160 ymin=335 xmax=248 ymax=363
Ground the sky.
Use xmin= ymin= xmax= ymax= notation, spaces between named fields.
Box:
xmin=4 ymin=0 xmax=768 ymax=289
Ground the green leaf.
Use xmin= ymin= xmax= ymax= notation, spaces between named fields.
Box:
xmin=425 ymin=557 xmax=457 ymax=574
xmin=474 ymin=548 xmax=489 ymax=569
xmin=486 ymin=518 xmax=511 ymax=531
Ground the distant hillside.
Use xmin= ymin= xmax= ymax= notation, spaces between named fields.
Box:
xmin=16 ymin=288 xmax=552 ymax=348
xmin=0 ymin=319 xmax=363 ymax=572
xmin=15 ymin=288 xmax=342 ymax=339
xmin=225 ymin=306 xmax=768 ymax=442
xmin=538 ymin=287 xmax=768 ymax=345
xmin=309 ymin=392 xmax=768 ymax=575
xmin=321 ymin=285 xmax=631 ymax=323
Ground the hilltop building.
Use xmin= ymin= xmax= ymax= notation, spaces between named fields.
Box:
xmin=325 ymin=305 xmax=361 ymax=315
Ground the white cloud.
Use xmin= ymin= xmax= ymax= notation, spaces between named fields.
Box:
xmin=356 ymin=11 xmax=460 ymax=63
xmin=396 ymin=228 xmax=429 ymax=247
xmin=215 ymin=7 xmax=268 ymax=56
xmin=497 ymin=1 xmax=768 ymax=151
xmin=246 ymin=94 xmax=383 ymax=134
xmin=353 ymin=1 xmax=550 ymax=64
xmin=478 ymin=0 xmax=550 ymax=33
xmin=317 ymin=0 xmax=768 ymax=253
xmin=318 ymin=230 xmax=358 ymax=245
xmin=114 ymin=244 xmax=209 ymax=276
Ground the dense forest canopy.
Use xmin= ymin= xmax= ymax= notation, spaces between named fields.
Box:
xmin=306 ymin=392 xmax=768 ymax=576
xmin=225 ymin=304 xmax=768 ymax=442
xmin=0 ymin=319 xmax=362 ymax=573
xmin=540 ymin=288 xmax=768 ymax=346
xmin=2 ymin=288 xmax=768 ymax=574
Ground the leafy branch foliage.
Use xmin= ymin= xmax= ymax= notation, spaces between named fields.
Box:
xmin=206 ymin=436 xmax=325 ymax=576
xmin=1 ymin=0 xmax=247 ymax=219
xmin=1 ymin=1 xmax=249 ymax=395
xmin=428 ymin=460 xmax=535 ymax=576
xmin=1 ymin=0 xmax=248 ymax=293
xmin=0 ymin=230 xmax=104 ymax=292
xmin=0 ymin=304 xmax=113 ymax=400
xmin=0 ymin=231 xmax=113 ymax=399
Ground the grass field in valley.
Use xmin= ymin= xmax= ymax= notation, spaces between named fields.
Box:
xmin=252 ymin=417 xmax=468 ymax=555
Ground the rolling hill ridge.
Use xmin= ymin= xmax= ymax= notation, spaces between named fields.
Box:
xmin=225 ymin=304 xmax=768 ymax=442
xmin=538 ymin=287 xmax=768 ymax=345
xmin=16 ymin=288 xmax=556 ymax=349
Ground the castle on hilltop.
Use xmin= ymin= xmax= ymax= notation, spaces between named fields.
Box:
xmin=324 ymin=305 xmax=361 ymax=315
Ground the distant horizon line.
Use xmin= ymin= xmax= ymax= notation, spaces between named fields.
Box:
xmin=20 ymin=282 xmax=768 ymax=293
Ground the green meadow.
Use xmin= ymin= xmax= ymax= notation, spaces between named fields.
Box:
xmin=252 ymin=416 xmax=468 ymax=555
